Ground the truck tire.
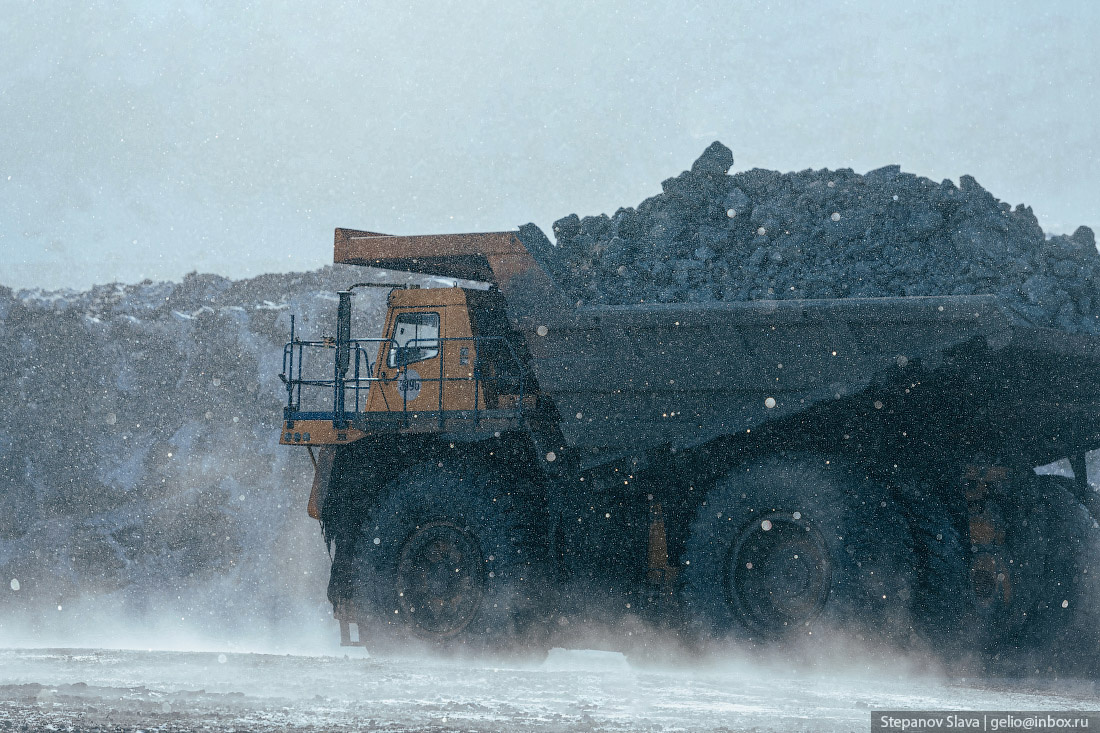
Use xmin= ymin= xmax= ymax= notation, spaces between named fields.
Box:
xmin=896 ymin=480 xmax=976 ymax=656
xmin=350 ymin=460 xmax=549 ymax=652
xmin=985 ymin=474 xmax=1099 ymax=673
xmin=1032 ymin=476 xmax=1100 ymax=675
xmin=681 ymin=452 xmax=915 ymax=647
xmin=906 ymin=471 xmax=1099 ymax=672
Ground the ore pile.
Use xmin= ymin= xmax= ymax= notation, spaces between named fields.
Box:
xmin=0 ymin=266 xmax=384 ymax=633
xmin=544 ymin=141 xmax=1099 ymax=333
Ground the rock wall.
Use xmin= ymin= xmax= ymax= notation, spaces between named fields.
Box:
xmin=0 ymin=267 xmax=385 ymax=646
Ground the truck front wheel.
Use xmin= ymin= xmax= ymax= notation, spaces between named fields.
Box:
xmin=350 ymin=460 xmax=549 ymax=652
xmin=681 ymin=452 xmax=915 ymax=648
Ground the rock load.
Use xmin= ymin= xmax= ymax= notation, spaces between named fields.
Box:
xmin=540 ymin=141 xmax=1099 ymax=333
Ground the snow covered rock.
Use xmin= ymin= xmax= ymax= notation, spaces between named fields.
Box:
xmin=0 ymin=266 xmax=382 ymax=633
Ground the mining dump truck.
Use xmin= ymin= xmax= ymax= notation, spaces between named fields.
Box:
xmin=280 ymin=226 xmax=1100 ymax=664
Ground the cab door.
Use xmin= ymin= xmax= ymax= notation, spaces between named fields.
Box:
xmin=371 ymin=307 xmax=444 ymax=413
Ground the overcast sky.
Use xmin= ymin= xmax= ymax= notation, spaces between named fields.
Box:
xmin=1 ymin=1 xmax=1096 ymax=290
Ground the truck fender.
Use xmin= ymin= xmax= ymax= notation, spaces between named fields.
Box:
xmin=307 ymin=446 xmax=337 ymax=519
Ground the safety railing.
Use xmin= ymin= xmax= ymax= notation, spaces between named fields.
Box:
xmin=280 ymin=319 xmax=528 ymax=428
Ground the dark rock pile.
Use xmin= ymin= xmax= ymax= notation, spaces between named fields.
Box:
xmin=541 ymin=141 xmax=1099 ymax=333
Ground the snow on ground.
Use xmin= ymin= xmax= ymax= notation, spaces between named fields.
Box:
xmin=0 ymin=646 xmax=1096 ymax=732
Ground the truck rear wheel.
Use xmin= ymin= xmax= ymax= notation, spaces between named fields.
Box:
xmin=906 ymin=470 xmax=1099 ymax=672
xmin=350 ymin=460 xmax=548 ymax=652
xmin=978 ymin=473 xmax=1098 ymax=672
xmin=1025 ymin=475 xmax=1100 ymax=675
xmin=681 ymin=453 xmax=914 ymax=647
xmin=897 ymin=479 xmax=976 ymax=655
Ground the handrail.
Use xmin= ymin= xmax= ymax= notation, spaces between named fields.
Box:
xmin=281 ymin=334 xmax=528 ymax=428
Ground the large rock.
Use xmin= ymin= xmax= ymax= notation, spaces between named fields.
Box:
xmin=690 ymin=140 xmax=734 ymax=177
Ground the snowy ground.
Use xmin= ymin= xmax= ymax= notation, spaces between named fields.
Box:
xmin=1 ymin=646 xmax=1097 ymax=732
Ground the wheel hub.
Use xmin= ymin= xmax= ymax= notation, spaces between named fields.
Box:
xmin=726 ymin=512 xmax=831 ymax=634
xmin=396 ymin=521 xmax=484 ymax=638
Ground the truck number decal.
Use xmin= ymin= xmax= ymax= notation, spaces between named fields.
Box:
xmin=398 ymin=369 xmax=422 ymax=402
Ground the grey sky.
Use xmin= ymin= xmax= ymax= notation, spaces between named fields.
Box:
xmin=1 ymin=1 xmax=1096 ymax=290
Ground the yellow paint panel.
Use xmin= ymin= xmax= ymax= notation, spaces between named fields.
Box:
xmin=281 ymin=420 xmax=365 ymax=446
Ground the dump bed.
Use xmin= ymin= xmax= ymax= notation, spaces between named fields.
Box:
xmin=335 ymin=227 xmax=1100 ymax=464
xmin=536 ymin=295 xmax=1100 ymax=462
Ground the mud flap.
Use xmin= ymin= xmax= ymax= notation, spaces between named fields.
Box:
xmin=307 ymin=446 xmax=337 ymax=519
xmin=335 ymin=601 xmax=368 ymax=647
xmin=339 ymin=617 xmax=365 ymax=647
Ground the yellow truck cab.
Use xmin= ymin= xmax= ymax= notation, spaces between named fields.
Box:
xmin=280 ymin=282 xmax=533 ymax=442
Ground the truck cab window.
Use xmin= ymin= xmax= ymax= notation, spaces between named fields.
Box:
xmin=387 ymin=312 xmax=440 ymax=367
